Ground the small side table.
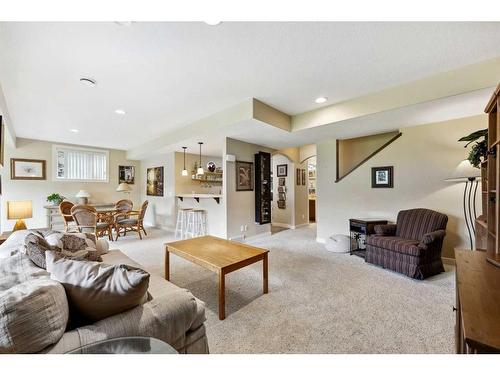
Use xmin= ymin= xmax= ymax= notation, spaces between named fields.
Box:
xmin=349 ymin=218 xmax=388 ymax=258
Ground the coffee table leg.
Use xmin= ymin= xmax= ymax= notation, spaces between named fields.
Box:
xmin=164 ymin=246 xmax=170 ymax=281
xmin=263 ymin=253 xmax=268 ymax=294
xmin=218 ymin=271 xmax=225 ymax=320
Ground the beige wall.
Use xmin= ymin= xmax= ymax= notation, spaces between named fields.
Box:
xmin=1 ymin=137 xmax=141 ymax=231
xmin=316 ymin=115 xmax=485 ymax=259
xmin=225 ymin=138 xmax=275 ymax=240
xmin=337 ymin=131 xmax=400 ymax=180
xmin=174 ymin=152 xmax=222 ymax=195
xmin=271 ymin=152 xmax=309 ymax=228
xmin=140 ymin=153 xmax=176 ymax=230
xmin=272 ymin=154 xmax=295 ymax=227
xmin=299 ymin=144 xmax=316 ymax=163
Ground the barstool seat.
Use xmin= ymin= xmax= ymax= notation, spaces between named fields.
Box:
xmin=175 ymin=208 xmax=193 ymax=239
xmin=185 ymin=209 xmax=206 ymax=238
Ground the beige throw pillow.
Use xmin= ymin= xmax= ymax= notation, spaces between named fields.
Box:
xmin=0 ymin=251 xmax=69 ymax=353
xmin=45 ymin=251 xmax=150 ymax=322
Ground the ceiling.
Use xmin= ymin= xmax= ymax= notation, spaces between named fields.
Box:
xmin=1 ymin=22 xmax=500 ymax=153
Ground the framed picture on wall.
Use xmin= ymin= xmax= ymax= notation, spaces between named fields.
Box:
xmin=278 ymin=177 xmax=285 ymax=187
xmin=147 ymin=166 xmax=164 ymax=196
xmin=277 ymin=164 xmax=287 ymax=177
xmin=10 ymin=158 xmax=46 ymax=180
xmin=236 ymin=161 xmax=253 ymax=191
xmin=296 ymin=168 xmax=301 ymax=185
xmin=371 ymin=166 xmax=394 ymax=188
xmin=119 ymin=165 xmax=135 ymax=184
xmin=302 ymin=169 xmax=306 ymax=186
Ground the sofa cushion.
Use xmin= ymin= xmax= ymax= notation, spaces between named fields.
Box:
xmin=366 ymin=236 xmax=422 ymax=257
xmin=101 ymin=250 xmax=206 ymax=331
xmin=0 ymin=251 xmax=69 ymax=353
xmin=46 ymin=251 xmax=150 ymax=322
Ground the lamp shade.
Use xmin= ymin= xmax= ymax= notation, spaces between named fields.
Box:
xmin=76 ymin=190 xmax=91 ymax=198
xmin=116 ymin=182 xmax=132 ymax=192
xmin=7 ymin=200 xmax=33 ymax=220
xmin=446 ymin=160 xmax=481 ymax=182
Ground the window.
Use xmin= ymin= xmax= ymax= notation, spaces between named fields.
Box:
xmin=53 ymin=145 xmax=109 ymax=182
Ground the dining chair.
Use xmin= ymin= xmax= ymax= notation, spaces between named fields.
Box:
xmin=59 ymin=200 xmax=77 ymax=232
xmin=71 ymin=204 xmax=113 ymax=241
xmin=115 ymin=199 xmax=133 ymax=214
xmin=115 ymin=200 xmax=149 ymax=240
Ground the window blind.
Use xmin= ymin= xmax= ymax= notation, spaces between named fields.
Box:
xmin=54 ymin=146 xmax=108 ymax=181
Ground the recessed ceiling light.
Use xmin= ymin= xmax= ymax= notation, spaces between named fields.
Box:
xmin=79 ymin=77 xmax=97 ymax=87
xmin=115 ymin=21 xmax=134 ymax=27
xmin=69 ymin=129 xmax=79 ymax=133
xmin=115 ymin=109 xmax=126 ymax=115
xmin=204 ymin=21 xmax=222 ymax=26
xmin=315 ymin=96 xmax=328 ymax=104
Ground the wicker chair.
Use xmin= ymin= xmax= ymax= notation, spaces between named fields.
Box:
xmin=115 ymin=199 xmax=133 ymax=214
xmin=71 ymin=204 xmax=113 ymax=241
xmin=59 ymin=201 xmax=77 ymax=232
xmin=115 ymin=200 xmax=148 ymax=240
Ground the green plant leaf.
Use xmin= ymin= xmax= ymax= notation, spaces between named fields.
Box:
xmin=458 ymin=129 xmax=487 ymax=142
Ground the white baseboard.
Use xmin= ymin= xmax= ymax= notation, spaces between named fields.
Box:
xmin=231 ymin=231 xmax=272 ymax=243
xmin=272 ymin=222 xmax=309 ymax=230
xmin=294 ymin=223 xmax=309 ymax=229
xmin=272 ymin=222 xmax=293 ymax=229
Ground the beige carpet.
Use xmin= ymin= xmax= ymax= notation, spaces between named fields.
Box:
xmin=114 ymin=225 xmax=455 ymax=354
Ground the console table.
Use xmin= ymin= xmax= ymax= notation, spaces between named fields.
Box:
xmin=44 ymin=203 xmax=115 ymax=230
xmin=349 ymin=218 xmax=388 ymax=258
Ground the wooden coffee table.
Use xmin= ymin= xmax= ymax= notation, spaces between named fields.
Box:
xmin=164 ymin=235 xmax=269 ymax=320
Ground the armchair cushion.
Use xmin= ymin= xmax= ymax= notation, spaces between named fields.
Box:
xmin=420 ymin=229 xmax=446 ymax=246
xmin=374 ymin=224 xmax=397 ymax=236
xmin=116 ymin=218 xmax=138 ymax=225
xmin=366 ymin=236 xmax=422 ymax=257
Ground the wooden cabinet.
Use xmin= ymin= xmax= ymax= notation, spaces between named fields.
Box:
xmin=308 ymin=199 xmax=316 ymax=222
xmin=476 ymin=83 xmax=500 ymax=266
xmin=255 ymin=152 xmax=272 ymax=224
xmin=455 ymin=249 xmax=500 ymax=353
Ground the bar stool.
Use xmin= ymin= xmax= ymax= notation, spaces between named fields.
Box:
xmin=185 ymin=209 xmax=206 ymax=238
xmin=175 ymin=208 xmax=193 ymax=239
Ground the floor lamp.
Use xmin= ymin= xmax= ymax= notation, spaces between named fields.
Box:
xmin=446 ymin=160 xmax=481 ymax=250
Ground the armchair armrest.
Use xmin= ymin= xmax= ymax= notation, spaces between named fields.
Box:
xmin=420 ymin=229 xmax=446 ymax=246
xmin=373 ymin=224 xmax=397 ymax=236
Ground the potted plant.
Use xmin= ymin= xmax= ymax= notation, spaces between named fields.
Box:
xmin=458 ymin=129 xmax=488 ymax=168
xmin=46 ymin=193 xmax=65 ymax=206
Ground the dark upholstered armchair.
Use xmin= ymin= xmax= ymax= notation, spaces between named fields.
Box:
xmin=365 ymin=208 xmax=448 ymax=280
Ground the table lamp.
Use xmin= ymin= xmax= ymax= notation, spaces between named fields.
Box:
xmin=116 ymin=182 xmax=132 ymax=197
xmin=76 ymin=190 xmax=91 ymax=204
xmin=445 ymin=160 xmax=481 ymax=250
xmin=7 ymin=200 xmax=33 ymax=231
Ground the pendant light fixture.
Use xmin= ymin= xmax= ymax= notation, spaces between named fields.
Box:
xmin=181 ymin=146 xmax=188 ymax=176
xmin=197 ymin=142 xmax=204 ymax=175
